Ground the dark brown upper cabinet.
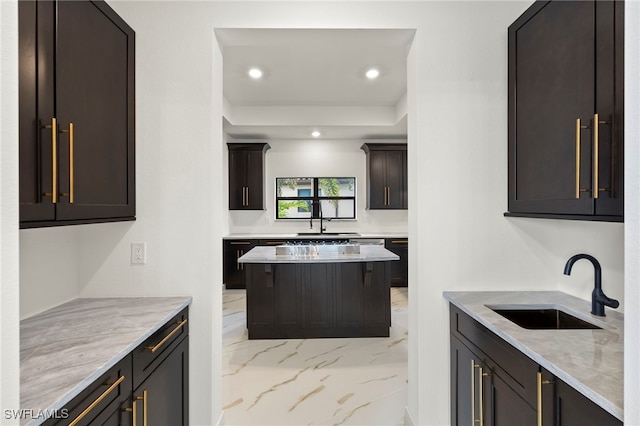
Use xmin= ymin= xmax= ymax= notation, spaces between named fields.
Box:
xmin=228 ymin=143 xmax=270 ymax=210
xmin=19 ymin=0 xmax=135 ymax=228
xmin=507 ymin=0 xmax=624 ymax=222
xmin=361 ymin=143 xmax=407 ymax=210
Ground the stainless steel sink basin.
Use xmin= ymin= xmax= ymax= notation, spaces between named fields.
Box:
xmin=489 ymin=305 xmax=602 ymax=330
xmin=296 ymin=232 xmax=361 ymax=236
xmin=275 ymin=242 xmax=360 ymax=256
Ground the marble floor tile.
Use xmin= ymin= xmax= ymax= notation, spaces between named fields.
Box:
xmin=222 ymin=288 xmax=408 ymax=426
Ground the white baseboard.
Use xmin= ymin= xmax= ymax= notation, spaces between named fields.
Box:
xmin=215 ymin=410 xmax=225 ymax=426
xmin=404 ymin=406 xmax=415 ymax=426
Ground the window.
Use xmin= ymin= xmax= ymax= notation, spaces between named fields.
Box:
xmin=276 ymin=177 xmax=356 ymax=219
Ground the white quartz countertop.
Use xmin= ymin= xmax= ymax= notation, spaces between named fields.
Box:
xmin=443 ymin=291 xmax=623 ymax=421
xmin=20 ymin=297 xmax=192 ymax=425
xmin=237 ymin=245 xmax=399 ymax=263
xmin=224 ymin=232 xmax=408 ymax=240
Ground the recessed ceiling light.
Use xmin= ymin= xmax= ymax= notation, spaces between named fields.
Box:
xmin=311 ymin=131 xmax=321 ymax=138
xmin=248 ymin=68 xmax=263 ymax=79
xmin=365 ymin=68 xmax=380 ymax=79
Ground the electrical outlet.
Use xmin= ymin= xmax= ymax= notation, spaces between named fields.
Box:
xmin=131 ymin=242 xmax=146 ymax=264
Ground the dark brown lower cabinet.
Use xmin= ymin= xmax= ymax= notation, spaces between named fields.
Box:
xmin=245 ymin=262 xmax=390 ymax=339
xmin=450 ymin=304 xmax=621 ymax=426
xmin=385 ymin=238 xmax=408 ymax=287
xmin=223 ymin=240 xmax=257 ymax=289
xmin=44 ymin=309 xmax=189 ymax=425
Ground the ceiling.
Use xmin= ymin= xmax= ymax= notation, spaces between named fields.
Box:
xmin=216 ymin=28 xmax=415 ymax=141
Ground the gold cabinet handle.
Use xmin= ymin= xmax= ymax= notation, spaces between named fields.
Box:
xmin=124 ymin=397 xmax=138 ymax=426
xmin=246 ymin=186 xmax=249 ymax=206
xmin=575 ymin=119 xmax=583 ymax=198
xmin=61 ymin=122 xmax=74 ymax=203
xmin=391 ymin=240 xmax=408 ymax=244
xmin=471 ymin=360 xmax=478 ymax=426
xmin=536 ymin=371 xmax=554 ymax=426
xmin=145 ymin=319 xmax=188 ymax=353
xmin=69 ymin=375 xmax=125 ymax=426
xmin=387 ymin=187 xmax=391 ymax=206
xmin=593 ymin=113 xmax=600 ymax=199
xmin=140 ymin=389 xmax=148 ymax=426
xmin=230 ymin=241 xmax=252 ymax=245
xmin=43 ymin=118 xmax=58 ymax=203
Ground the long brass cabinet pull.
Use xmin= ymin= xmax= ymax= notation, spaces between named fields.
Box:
xmin=43 ymin=118 xmax=58 ymax=203
xmin=69 ymin=375 xmax=125 ymax=426
xmin=246 ymin=186 xmax=249 ymax=206
xmin=124 ymin=398 xmax=137 ymax=426
xmin=592 ymin=113 xmax=608 ymax=199
xmin=145 ymin=319 xmax=188 ymax=353
xmin=575 ymin=119 xmax=583 ymax=198
xmin=61 ymin=122 xmax=75 ymax=203
xmin=536 ymin=371 xmax=554 ymax=426
xmin=139 ymin=389 xmax=148 ymax=426
xmin=471 ymin=360 xmax=476 ymax=426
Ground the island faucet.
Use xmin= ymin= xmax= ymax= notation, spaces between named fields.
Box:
xmin=563 ymin=253 xmax=619 ymax=316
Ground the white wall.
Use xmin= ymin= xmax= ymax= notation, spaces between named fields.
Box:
xmin=0 ymin=0 xmax=20 ymax=422
xmin=8 ymin=1 xmax=635 ymax=426
xmin=625 ymin=2 xmax=640 ymax=424
xmin=228 ymin=139 xmax=409 ymax=235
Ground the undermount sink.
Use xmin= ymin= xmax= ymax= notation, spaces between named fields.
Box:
xmin=488 ymin=305 xmax=602 ymax=330
xmin=296 ymin=232 xmax=361 ymax=236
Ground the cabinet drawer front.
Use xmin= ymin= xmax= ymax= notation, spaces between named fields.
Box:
xmin=43 ymin=356 xmax=132 ymax=426
xmin=450 ymin=305 xmax=538 ymax=409
xmin=133 ymin=308 xmax=189 ymax=389
xmin=384 ymin=238 xmax=408 ymax=248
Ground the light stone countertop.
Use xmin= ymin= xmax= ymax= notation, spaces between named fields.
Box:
xmin=237 ymin=245 xmax=399 ymax=263
xmin=443 ymin=291 xmax=623 ymax=421
xmin=224 ymin=232 xmax=408 ymax=240
xmin=20 ymin=297 xmax=192 ymax=426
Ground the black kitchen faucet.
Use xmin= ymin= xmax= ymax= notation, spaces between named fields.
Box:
xmin=563 ymin=253 xmax=620 ymax=316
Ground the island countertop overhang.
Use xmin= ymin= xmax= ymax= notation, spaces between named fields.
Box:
xmin=237 ymin=245 xmax=399 ymax=264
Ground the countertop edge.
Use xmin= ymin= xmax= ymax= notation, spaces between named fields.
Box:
xmin=23 ymin=297 xmax=192 ymax=426
xmin=224 ymin=233 xmax=408 ymax=240
xmin=443 ymin=291 xmax=623 ymax=421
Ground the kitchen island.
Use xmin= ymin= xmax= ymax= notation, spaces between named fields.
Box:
xmin=237 ymin=244 xmax=399 ymax=339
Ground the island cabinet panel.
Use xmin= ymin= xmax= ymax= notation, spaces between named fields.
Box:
xmin=334 ymin=263 xmax=364 ymax=328
xmin=449 ymin=304 xmax=622 ymax=426
xmin=19 ymin=0 xmax=136 ymax=228
xmin=245 ymin=262 xmax=391 ymax=339
xmin=507 ymin=0 xmax=624 ymax=221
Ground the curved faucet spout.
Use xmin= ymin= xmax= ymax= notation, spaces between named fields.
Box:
xmin=563 ymin=253 xmax=619 ymax=316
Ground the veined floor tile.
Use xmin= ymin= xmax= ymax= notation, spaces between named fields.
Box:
xmin=222 ymin=288 xmax=408 ymax=426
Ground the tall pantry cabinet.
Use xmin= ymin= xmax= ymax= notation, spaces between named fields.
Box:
xmin=19 ymin=0 xmax=135 ymax=228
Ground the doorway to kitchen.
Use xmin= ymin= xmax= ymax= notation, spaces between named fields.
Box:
xmin=217 ymin=28 xmax=414 ymax=425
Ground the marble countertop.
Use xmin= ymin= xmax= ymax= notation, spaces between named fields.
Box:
xmin=443 ymin=291 xmax=623 ymax=421
xmin=237 ymin=245 xmax=399 ymax=263
xmin=224 ymin=232 xmax=408 ymax=240
xmin=20 ymin=297 xmax=192 ymax=425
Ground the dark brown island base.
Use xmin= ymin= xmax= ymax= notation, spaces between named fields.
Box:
xmin=237 ymin=244 xmax=399 ymax=339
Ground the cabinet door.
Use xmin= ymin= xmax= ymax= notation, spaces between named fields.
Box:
xmin=492 ymin=373 xmax=536 ymax=426
xmin=19 ymin=0 xmax=56 ymax=222
xmin=385 ymin=150 xmax=405 ymax=209
xmin=274 ymin=264 xmax=304 ymax=329
xmin=367 ymin=150 xmax=388 ymax=209
xmin=223 ymin=240 xmax=255 ymax=289
xmin=450 ymin=336 xmax=492 ymax=426
xmin=592 ymin=0 xmax=624 ymax=217
xmin=134 ymin=337 xmax=189 ymax=426
xmin=228 ymin=149 xmax=247 ymax=209
xmin=245 ymin=149 xmax=265 ymax=210
xmin=385 ymin=239 xmax=408 ymax=287
xmin=509 ymin=1 xmax=595 ymax=216
xmin=554 ymin=376 xmax=621 ymax=426
xmin=55 ymin=0 xmax=135 ymax=222
xmin=245 ymin=263 xmax=275 ymax=331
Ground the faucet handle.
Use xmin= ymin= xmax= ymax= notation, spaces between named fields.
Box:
xmin=596 ymin=293 xmax=620 ymax=309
